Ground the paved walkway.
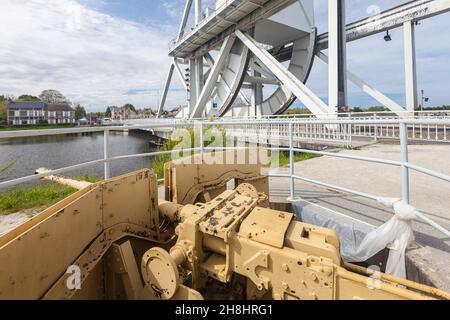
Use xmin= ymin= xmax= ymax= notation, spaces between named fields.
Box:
xmin=270 ymin=143 xmax=450 ymax=290
xmin=270 ymin=143 xmax=450 ymax=249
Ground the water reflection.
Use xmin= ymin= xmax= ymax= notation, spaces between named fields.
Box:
xmin=0 ymin=131 xmax=156 ymax=184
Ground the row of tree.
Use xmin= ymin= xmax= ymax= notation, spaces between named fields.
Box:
xmin=2 ymin=90 xmax=71 ymax=105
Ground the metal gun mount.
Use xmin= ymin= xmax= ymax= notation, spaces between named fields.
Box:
xmin=0 ymin=153 xmax=448 ymax=300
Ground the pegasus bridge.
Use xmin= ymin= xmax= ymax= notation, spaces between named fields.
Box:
xmin=135 ymin=0 xmax=450 ymax=291
xmin=1 ymin=0 xmax=450 ymax=298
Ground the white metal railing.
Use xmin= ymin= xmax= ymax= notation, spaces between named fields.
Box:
xmin=131 ymin=110 xmax=450 ymax=121
xmin=0 ymin=118 xmax=449 ymax=238
xmin=125 ymin=111 xmax=450 ymax=146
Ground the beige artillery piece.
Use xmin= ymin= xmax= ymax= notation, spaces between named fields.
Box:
xmin=0 ymin=152 xmax=449 ymax=300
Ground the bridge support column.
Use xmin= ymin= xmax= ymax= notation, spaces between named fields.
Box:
xmin=188 ymin=58 xmax=204 ymax=116
xmin=404 ymin=21 xmax=418 ymax=112
xmin=328 ymin=0 xmax=348 ymax=114
xmin=157 ymin=62 xmax=175 ymax=118
xmin=252 ymin=70 xmax=263 ymax=117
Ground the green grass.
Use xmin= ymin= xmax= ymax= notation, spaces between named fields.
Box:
xmin=76 ymin=174 xmax=102 ymax=183
xmin=0 ymin=184 xmax=77 ymax=215
xmin=149 ymin=125 xmax=321 ymax=177
xmin=0 ymin=124 xmax=77 ymax=131
xmin=0 ymin=175 xmax=101 ymax=215
xmin=151 ymin=136 xmax=181 ymax=179
xmin=150 ymin=125 xmax=226 ymax=179
xmin=277 ymin=151 xmax=321 ymax=167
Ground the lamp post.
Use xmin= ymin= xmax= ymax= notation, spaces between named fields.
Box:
xmin=420 ymin=89 xmax=429 ymax=111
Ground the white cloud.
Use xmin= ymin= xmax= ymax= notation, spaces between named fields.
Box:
xmin=306 ymin=0 xmax=450 ymax=107
xmin=0 ymin=0 xmax=449 ymax=113
xmin=0 ymin=0 xmax=185 ymax=111
xmin=162 ymin=1 xmax=182 ymax=19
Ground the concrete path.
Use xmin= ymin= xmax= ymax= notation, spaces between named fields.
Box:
xmin=0 ymin=207 xmax=45 ymax=236
xmin=270 ymin=143 xmax=450 ymax=242
xmin=270 ymin=143 xmax=450 ymax=290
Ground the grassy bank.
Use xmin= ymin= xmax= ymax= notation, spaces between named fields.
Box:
xmin=0 ymin=124 xmax=77 ymax=131
xmin=0 ymin=184 xmax=76 ymax=215
xmin=0 ymin=175 xmax=101 ymax=215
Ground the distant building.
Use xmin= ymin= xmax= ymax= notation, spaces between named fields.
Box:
xmin=7 ymin=101 xmax=75 ymax=125
xmin=136 ymin=108 xmax=155 ymax=118
xmin=110 ymin=106 xmax=121 ymax=121
xmin=45 ymin=104 xmax=76 ymax=124
xmin=110 ymin=106 xmax=137 ymax=121
xmin=166 ymin=106 xmax=182 ymax=118
xmin=86 ymin=113 xmax=99 ymax=125
xmin=7 ymin=101 xmax=46 ymax=125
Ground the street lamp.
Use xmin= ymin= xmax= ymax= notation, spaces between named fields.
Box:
xmin=420 ymin=89 xmax=430 ymax=111
xmin=384 ymin=30 xmax=392 ymax=42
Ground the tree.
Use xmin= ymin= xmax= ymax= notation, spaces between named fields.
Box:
xmin=0 ymin=99 xmax=6 ymax=124
xmin=105 ymin=106 xmax=113 ymax=118
xmin=123 ymin=103 xmax=136 ymax=112
xmin=17 ymin=95 xmax=40 ymax=102
xmin=368 ymin=106 xmax=388 ymax=112
xmin=39 ymin=89 xmax=71 ymax=105
xmin=1 ymin=94 xmax=15 ymax=101
xmin=74 ymin=104 xmax=87 ymax=120
xmin=285 ymin=107 xmax=312 ymax=115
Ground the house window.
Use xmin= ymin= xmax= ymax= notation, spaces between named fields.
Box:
xmin=14 ymin=111 xmax=20 ymax=117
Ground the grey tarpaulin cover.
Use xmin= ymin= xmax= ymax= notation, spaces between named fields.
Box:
xmin=292 ymin=199 xmax=416 ymax=278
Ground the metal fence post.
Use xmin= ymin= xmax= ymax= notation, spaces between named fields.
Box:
xmin=348 ymin=123 xmax=352 ymax=148
xmin=104 ymin=129 xmax=110 ymax=180
xmin=200 ymin=122 xmax=204 ymax=163
xmin=373 ymin=114 xmax=378 ymax=142
xmin=400 ymin=122 xmax=410 ymax=204
xmin=288 ymin=122 xmax=297 ymax=201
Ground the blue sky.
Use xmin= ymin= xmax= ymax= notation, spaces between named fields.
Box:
xmin=78 ymin=0 xmax=184 ymax=26
xmin=0 ymin=0 xmax=449 ymax=112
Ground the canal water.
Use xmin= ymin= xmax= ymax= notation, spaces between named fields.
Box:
xmin=0 ymin=131 xmax=157 ymax=185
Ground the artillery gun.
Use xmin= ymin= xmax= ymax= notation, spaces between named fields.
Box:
xmin=0 ymin=152 xmax=448 ymax=300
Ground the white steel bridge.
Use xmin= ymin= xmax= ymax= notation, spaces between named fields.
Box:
xmin=158 ymin=0 xmax=450 ymax=120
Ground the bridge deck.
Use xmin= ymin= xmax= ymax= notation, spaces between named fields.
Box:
xmin=169 ymin=0 xmax=294 ymax=58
